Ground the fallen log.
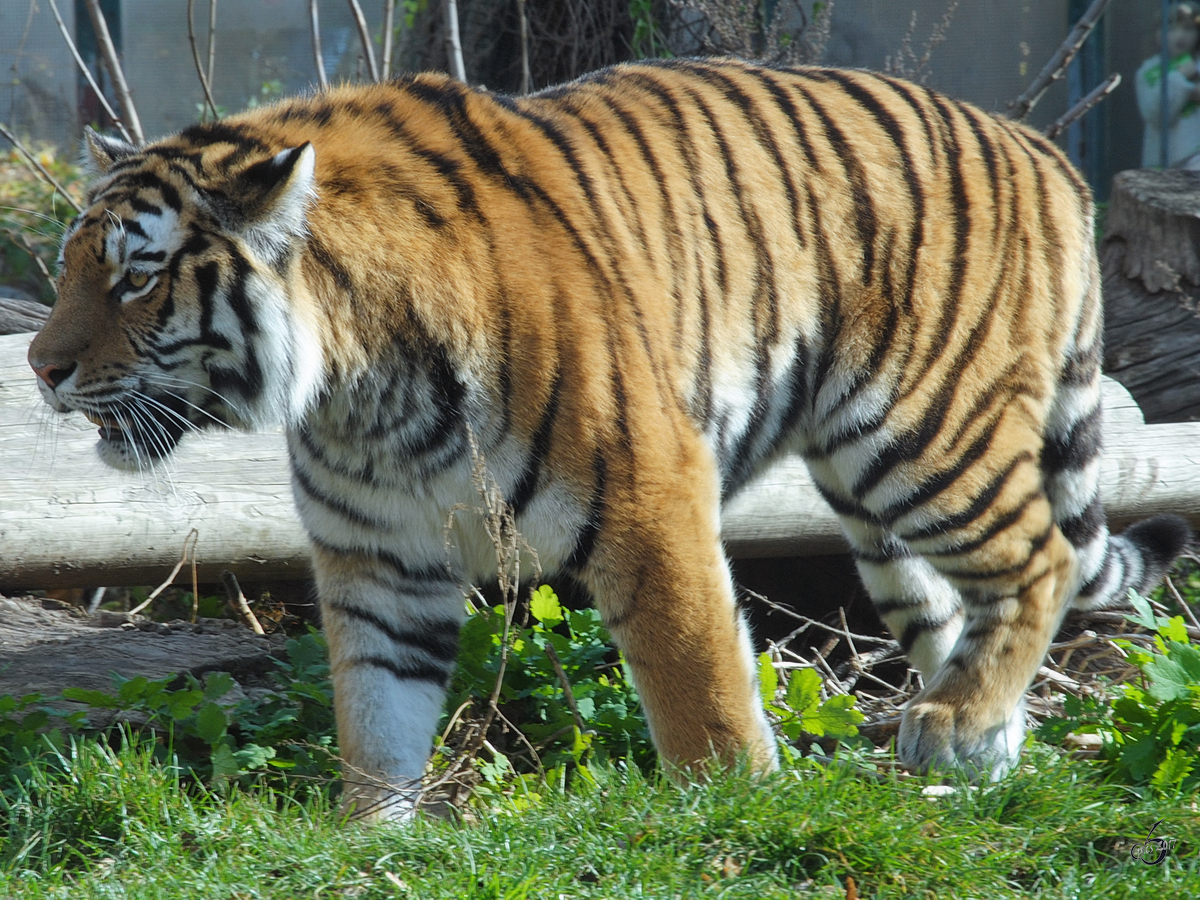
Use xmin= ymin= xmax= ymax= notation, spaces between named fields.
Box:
xmin=0 ymin=296 xmax=51 ymax=336
xmin=2 ymin=332 xmax=1199 ymax=590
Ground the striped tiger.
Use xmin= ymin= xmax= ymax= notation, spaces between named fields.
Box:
xmin=28 ymin=58 xmax=1191 ymax=819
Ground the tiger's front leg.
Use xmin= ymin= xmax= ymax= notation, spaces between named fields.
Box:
xmin=311 ymin=543 xmax=465 ymax=822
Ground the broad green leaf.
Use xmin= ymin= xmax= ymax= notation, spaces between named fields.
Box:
xmin=530 ymin=585 xmax=564 ymax=626
xmin=1161 ymin=616 xmax=1190 ymax=644
xmin=1120 ymin=734 xmax=1162 ymax=782
xmin=60 ymin=688 xmax=119 ymax=708
xmin=801 ymin=695 xmax=864 ymax=738
xmin=1142 ymin=656 xmax=1192 ymax=703
xmin=195 ymin=701 xmax=228 ymax=745
xmin=1125 ymin=590 xmax=1161 ymax=631
xmin=204 ymin=672 xmax=235 ymax=700
xmin=758 ymin=653 xmax=778 ymax=705
xmin=210 ymin=743 xmax=240 ymax=782
xmin=165 ymin=689 xmax=204 ymax=722
xmin=1169 ymin=640 xmax=1200 ymax=683
xmin=785 ymin=668 xmax=823 ymax=715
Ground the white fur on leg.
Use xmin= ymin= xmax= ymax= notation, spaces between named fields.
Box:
xmin=334 ymin=669 xmax=447 ymax=822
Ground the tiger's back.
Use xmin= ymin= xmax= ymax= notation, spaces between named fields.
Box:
xmin=29 ymin=58 xmax=1191 ymax=818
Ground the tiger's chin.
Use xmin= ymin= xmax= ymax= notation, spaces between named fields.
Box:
xmin=85 ymin=409 xmax=187 ymax=471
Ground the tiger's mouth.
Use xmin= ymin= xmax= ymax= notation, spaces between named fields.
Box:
xmin=81 ymin=398 xmax=188 ymax=462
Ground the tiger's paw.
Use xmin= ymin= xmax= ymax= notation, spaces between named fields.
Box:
xmin=338 ymin=781 xmax=421 ymax=825
xmin=897 ymin=694 xmax=1026 ymax=782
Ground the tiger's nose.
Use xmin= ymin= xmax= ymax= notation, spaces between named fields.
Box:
xmin=31 ymin=361 xmax=77 ymax=389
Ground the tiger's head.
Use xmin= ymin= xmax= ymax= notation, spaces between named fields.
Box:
xmin=28 ymin=127 xmax=325 ymax=470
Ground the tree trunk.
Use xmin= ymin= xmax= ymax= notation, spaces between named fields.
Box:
xmin=1102 ymin=168 xmax=1200 ymax=423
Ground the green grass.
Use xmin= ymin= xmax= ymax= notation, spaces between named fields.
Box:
xmin=0 ymin=739 xmax=1195 ymax=898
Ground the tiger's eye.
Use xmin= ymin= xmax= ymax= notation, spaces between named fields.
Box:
xmin=127 ymin=271 xmax=150 ymax=289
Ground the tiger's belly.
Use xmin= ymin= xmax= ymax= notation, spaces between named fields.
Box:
xmin=286 ymin=423 xmax=588 ymax=585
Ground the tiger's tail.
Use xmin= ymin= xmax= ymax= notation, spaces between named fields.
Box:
xmin=1041 ymin=270 xmax=1192 ymax=610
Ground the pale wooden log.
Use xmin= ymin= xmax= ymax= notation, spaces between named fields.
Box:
xmin=0 ymin=297 xmax=50 ymax=336
xmin=1 ymin=332 xmax=1198 ymax=588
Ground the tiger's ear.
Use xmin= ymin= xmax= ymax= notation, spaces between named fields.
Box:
xmin=236 ymin=144 xmax=316 ymax=234
xmin=83 ymin=126 xmax=137 ymax=174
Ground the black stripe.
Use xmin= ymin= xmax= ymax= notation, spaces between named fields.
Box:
xmin=566 ymin=453 xmax=607 ymax=572
xmin=1059 ymin=497 xmax=1105 ymax=547
xmin=308 ymin=535 xmax=454 ymax=586
xmin=349 ymin=655 xmax=451 ymax=685
xmin=308 ymin=237 xmax=353 ymax=292
xmin=508 ymin=372 xmax=563 ymax=518
xmin=292 ymin=462 xmax=390 ymax=529
xmin=900 ymin=615 xmax=956 ymax=653
xmin=1041 ymin=409 xmax=1102 ymax=475
xmin=326 ymin=602 xmax=459 ymax=663
xmin=890 ymin=452 xmax=1033 ymax=537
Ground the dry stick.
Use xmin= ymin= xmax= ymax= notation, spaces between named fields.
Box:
xmin=543 ymin=642 xmax=589 ymax=735
xmin=187 ymin=0 xmax=220 ymax=121
xmin=83 ymin=0 xmax=144 ymax=145
xmin=0 ymin=122 xmax=83 ymax=214
xmin=381 ymin=0 xmax=396 ymax=81
xmin=517 ymin=0 xmax=532 ymax=95
xmin=1164 ymin=574 xmax=1200 ymax=633
xmin=309 ymin=0 xmax=329 ymax=91
xmin=189 ymin=537 xmax=200 ymax=623
xmin=45 ymin=0 xmax=132 ymax=145
xmin=443 ymin=0 xmax=466 ymax=82
xmin=347 ymin=0 xmax=380 ymax=82
xmin=206 ymin=0 xmax=217 ymax=91
xmin=1044 ymin=72 xmax=1121 ymax=141
xmin=220 ymin=570 xmax=265 ymax=635
xmin=1008 ymin=0 xmax=1112 ymax=121
xmin=129 ymin=528 xmax=198 ymax=616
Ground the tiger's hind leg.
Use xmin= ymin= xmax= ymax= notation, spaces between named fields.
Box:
xmin=575 ymin=432 xmax=778 ymax=775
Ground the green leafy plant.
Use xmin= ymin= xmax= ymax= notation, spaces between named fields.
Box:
xmin=1037 ymin=591 xmax=1200 ymax=792
xmin=447 ymin=584 xmax=653 ymax=779
xmin=758 ymin=653 xmax=864 ymax=756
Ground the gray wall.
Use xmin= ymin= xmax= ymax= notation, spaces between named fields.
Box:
xmin=0 ymin=1 xmax=77 ymax=149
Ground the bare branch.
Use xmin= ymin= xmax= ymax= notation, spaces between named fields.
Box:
xmin=443 ymin=0 xmax=466 ymax=82
xmin=1044 ymin=72 xmax=1121 ymax=140
xmin=84 ymin=0 xmax=144 ymax=144
xmin=0 ymin=121 xmax=82 ymax=214
xmin=206 ymin=0 xmax=217 ymax=90
xmin=310 ymin=0 xmax=329 ymax=90
xmin=221 ymin=570 xmax=265 ymax=635
xmin=381 ymin=0 xmax=396 ymax=81
xmin=347 ymin=0 xmax=380 ymax=82
xmin=517 ymin=0 xmax=531 ymax=94
xmin=45 ymin=0 xmax=133 ymax=144
xmin=1008 ymin=0 xmax=1112 ymax=121
xmin=187 ymin=0 xmax=219 ymax=120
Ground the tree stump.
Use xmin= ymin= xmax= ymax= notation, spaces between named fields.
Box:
xmin=1102 ymin=169 xmax=1200 ymax=423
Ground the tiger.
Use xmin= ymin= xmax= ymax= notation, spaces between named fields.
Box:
xmin=28 ymin=57 xmax=1191 ymax=820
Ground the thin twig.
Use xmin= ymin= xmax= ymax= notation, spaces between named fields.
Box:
xmin=3 ymin=227 xmax=57 ymax=296
xmin=129 ymin=529 xmax=198 ymax=615
xmin=221 ymin=570 xmax=265 ymax=635
xmin=187 ymin=0 xmax=219 ymax=121
xmin=1008 ymin=0 xmax=1112 ymax=121
xmin=83 ymin=0 xmax=144 ymax=144
xmin=310 ymin=0 xmax=329 ymax=90
xmin=0 ymin=122 xmax=82 ymax=214
xmin=347 ymin=0 xmax=380 ymax=82
xmin=443 ymin=0 xmax=466 ymax=81
xmin=381 ymin=0 xmax=396 ymax=81
xmin=1164 ymin=574 xmax=1200 ymax=633
xmin=1044 ymin=72 xmax=1120 ymax=140
xmin=543 ymin=642 xmax=589 ymax=736
xmin=45 ymin=0 xmax=132 ymax=144
xmin=206 ymin=0 xmax=217 ymax=91
xmin=517 ymin=0 xmax=532 ymax=94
